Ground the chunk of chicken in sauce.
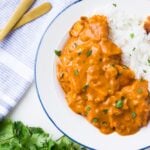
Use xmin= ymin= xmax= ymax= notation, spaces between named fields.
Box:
xmin=57 ymin=15 xmax=150 ymax=135
xmin=106 ymin=80 xmax=150 ymax=135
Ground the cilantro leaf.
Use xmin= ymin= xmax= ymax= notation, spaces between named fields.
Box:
xmin=55 ymin=50 xmax=61 ymax=57
xmin=55 ymin=136 xmax=85 ymax=150
xmin=0 ymin=119 xmax=85 ymax=150
xmin=0 ymin=119 xmax=14 ymax=142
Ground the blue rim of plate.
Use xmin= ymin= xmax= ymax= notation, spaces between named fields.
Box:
xmin=34 ymin=1 xmax=150 ymax=150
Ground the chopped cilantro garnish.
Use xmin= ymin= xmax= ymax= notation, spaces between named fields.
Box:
xmin=137 ymin=88 xmax=143 ymax=94
xmin=103 ymin=109 xmax=108 ymax=114
xmin=115 ymin=99 xmax=124 ymax=109
xmin=101 ymin=121 xmax=108 ymax=126
xmin=55 ymin=50 xmax=61 ymax=56
xmin=86 ymin=50 xmax=92 ymax=57
xmin=130 ymin=33 xmax=135 ymax=39
xmin=111 ymin=64 xmax=115 ymax=67
xmin=74 ymin=69 xmax=79 ymax=76
xmin=148 ymin=58 xmax=150 ymax=64
xmin=140 ymin=77 xmax=144 ymax=82
xmin=86 ymin=106 xmax=91 ymax=112
xmin=82 ymin=84 xmax=89 ymax=92
xmin=132 ymin=47 xmax=136 ymax=51
xmin=131 ymin=112 xmax=137 ymax=119
xmin=92 ymin=118 xmax=99 ymax=123
xmin=112 ymin=3 xmax=117 ymax=7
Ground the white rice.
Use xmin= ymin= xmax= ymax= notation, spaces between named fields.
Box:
xmin=96 ymin=4 xmax=150 ymax=90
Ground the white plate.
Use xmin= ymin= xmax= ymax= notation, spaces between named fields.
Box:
xmin=35 ymin=0 xmax=150 ymax=149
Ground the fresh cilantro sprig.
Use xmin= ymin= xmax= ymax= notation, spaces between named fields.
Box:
xmin=0 ymin=119 xmax=85 ymax=150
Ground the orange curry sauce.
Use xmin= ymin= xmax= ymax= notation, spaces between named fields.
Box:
xmin=57 ymin=15 xmax=150 ymax=135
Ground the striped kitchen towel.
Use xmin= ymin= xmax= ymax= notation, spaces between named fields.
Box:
xmin=0 ymin=0 xmax=78 ymax=119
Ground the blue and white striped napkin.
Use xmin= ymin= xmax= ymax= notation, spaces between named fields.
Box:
xmin=0 ymin=0 xmax=77 ymax=119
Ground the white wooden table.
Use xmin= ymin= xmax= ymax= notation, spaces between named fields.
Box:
xmin=9 ymin=84 xmax=63 ymax=140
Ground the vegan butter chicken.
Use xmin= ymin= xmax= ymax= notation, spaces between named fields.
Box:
xmin=57 ymin=15 xmax=150 ymax=135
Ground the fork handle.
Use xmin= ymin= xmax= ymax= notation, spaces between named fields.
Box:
xmin=0 ymin=0 xmax=36 ymax=41
xmin=14 ymin=2 xmax=52 ymax=30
